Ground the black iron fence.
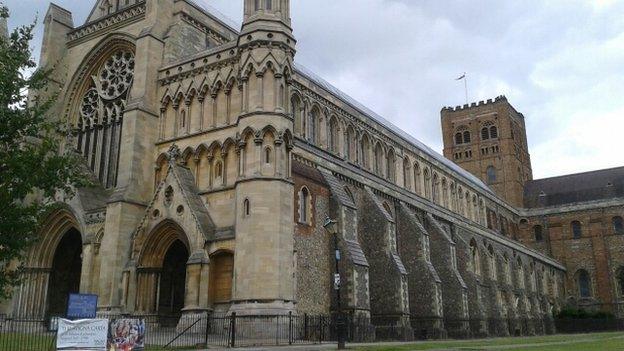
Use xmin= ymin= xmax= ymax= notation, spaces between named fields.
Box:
xmin=555 ymin=318 xmax=624 ymax=334
xmin=3 ymin=313 xmax=624 ymax=350
xmin=0 ymin=313 xmax=332 ymax=350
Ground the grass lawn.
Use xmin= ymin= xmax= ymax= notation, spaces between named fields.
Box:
xmin=354 ymin=332 xmax=624 ymax=350
xmin=0 ymin=333 xmax=55 ymax=351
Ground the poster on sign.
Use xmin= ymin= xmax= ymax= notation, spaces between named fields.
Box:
xmin=107 ymin=318 xmax=146 ymax=351
xmin=67 ymin=293 xmax=98 ymax=319
xmin=57 ymin=318 xmax=108 ymax=350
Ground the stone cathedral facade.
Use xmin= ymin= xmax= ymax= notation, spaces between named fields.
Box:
xmin=2 ymin=0 xmax=621 ymax=339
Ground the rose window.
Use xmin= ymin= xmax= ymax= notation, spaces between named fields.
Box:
xmin=99 ymin=51 xmax=135 ymax=100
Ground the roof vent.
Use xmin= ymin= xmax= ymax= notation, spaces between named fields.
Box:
xmin=607 ymin=182 xmax=613 ymax=187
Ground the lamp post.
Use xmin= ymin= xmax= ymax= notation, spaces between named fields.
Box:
xmin=323 ymin=216 xmax=346 ymax=349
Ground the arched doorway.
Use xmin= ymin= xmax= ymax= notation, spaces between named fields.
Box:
xmin=135 ymin=221 xmax=191 ymax=321
xmin=209 ymin=252 xmax=234 ymax=306
xmin=46 ymin=228 xmax=82 ymax=318
xmin=158 ymin=240 xmax=188 ymax=317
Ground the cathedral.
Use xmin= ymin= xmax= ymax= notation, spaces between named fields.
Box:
xmin=1 ymin=0 xmax=623 ymax=340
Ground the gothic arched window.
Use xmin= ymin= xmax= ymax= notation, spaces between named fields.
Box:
xmin=571 ymin=221 xmax=582 ymax=239
xmin=215 ymin=161 xmax=223 ymax=179
xmin=309 ymin=107 xmax=320 ymax=144
xmin=290 ymin=95 xmax=302 ymax=135
xmin=481 ymin=127 xmax=490 ymax=140
xmin=613 ymin=216 xmax=624 ymax=234
xmin=470 ymin=239 xmax=481 ymax=275
xmin=413 ymin=162 xmax=421 ymax=195
xmin=463 ymin=131 xmax=471 ymax=143
xmin=374 ymin=143 xmax=384 ymax=176
xmin=490 ymin=126 xmax=498 ymax=139
xmin=298 ymin=187 xmax=311 ymax=224
xmin=328 ymin=117 xmax=339 ymax=153
xmin=346 ymin=125 xmax=356 ymax=161
xmin=455 ymin=133 xmax=463 ymax=145
xmin=423 ymin=168 xmax=431 ymax=200
xmin=264 ymin=147 xmax=272 ymax=164
xmin=577 ymin=270 xmax=591 ymax=298
xmin=76 ymin=49 xmax=135 ymax=188
xmin=403 ymin=158 xmax=411 ymax=190
xmin=534 ymin=225 xmax=543 ymax=242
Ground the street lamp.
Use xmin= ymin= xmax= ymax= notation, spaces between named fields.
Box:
xmin=323 ymin=216 xmax=346 ymax=350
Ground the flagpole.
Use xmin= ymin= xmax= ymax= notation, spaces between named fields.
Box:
xmin=456 ymin=72 xmax=469 ymax=105
xmin=463 ymin=72 xmax=468 ymax=105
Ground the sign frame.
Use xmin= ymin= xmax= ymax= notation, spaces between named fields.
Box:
xmin=66 ymin=293 xmax=99 ymax=320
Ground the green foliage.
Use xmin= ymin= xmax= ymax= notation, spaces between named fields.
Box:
xmin=556 ymin=308 xmax=615 ymax=320
xmin=0 ymin=4 xmax=89 ymax=300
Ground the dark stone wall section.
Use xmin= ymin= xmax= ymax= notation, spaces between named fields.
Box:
xmin=396 ymin=202 xmax=446 ymax=339
xmin=356 ymin=187 xmax=412 ymax=340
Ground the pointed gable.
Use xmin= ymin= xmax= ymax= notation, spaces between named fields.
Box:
xmin=132 ymin=146 xmax=216 ymax=259
xmin=86 ymin=0 xmax=142 ymax=23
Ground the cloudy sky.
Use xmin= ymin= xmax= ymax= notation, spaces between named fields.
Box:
xmin=5 ymin=0 xmax=624 ymax=179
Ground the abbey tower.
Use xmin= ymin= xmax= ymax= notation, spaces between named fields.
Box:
xmin=441 ymin=97 xmax=533 ymax=207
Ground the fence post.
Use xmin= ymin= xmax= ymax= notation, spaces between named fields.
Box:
xmin=319 ymin=316 xmax=323 ymax=343
xmin=204 ymin=314 xmax=209 ymax=347
xmin=289 ymin=311 xmax=293 ymax=345
xmin=276 ymin=316 xmax=279 ymax=345
xmin=229 ymin=312 xmax=236 ymax=347
xmin=304 ymin=313 xmax=308 ymax=341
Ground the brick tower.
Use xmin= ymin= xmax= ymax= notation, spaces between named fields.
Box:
xmin=441 ymin=96 xmax=532 ymax=207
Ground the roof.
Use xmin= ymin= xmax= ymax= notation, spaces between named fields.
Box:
xmin=524 ymin=166 xmax=624 ymax=208
xmin=293 ymin=64 xmax=494 ymax=196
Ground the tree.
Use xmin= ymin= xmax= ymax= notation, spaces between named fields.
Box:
xmin=0 ymin=4 xmax=89 ymax=300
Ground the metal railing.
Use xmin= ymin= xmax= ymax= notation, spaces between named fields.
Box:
xmin=3 ymin=313 xmax=624 ymax=350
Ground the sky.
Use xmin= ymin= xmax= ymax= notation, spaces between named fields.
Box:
xmin=4 ymin=0 xmax=624 ymax=179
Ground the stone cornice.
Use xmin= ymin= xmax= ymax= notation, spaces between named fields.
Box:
xmin=67 ymin=2 xmax=146 ymax=47
xmin=159 ymin=45 xmax=239 ymax=85
xmin=519 ymin=198 xmax=624 ymax=217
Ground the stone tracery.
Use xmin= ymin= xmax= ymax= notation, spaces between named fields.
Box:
xmin=75 ymin=50 xmax=135 ymax=188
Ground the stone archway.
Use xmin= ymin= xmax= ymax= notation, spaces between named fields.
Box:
xmin=13 ymin=208 xmax=84 ymax=319
xmin=158 ymin=240 xmax=188 ymax=317
xmin=46 ymin=228 xmax=83 ymax=318
xmin=135 ymin=220 xmax=191 ymax=319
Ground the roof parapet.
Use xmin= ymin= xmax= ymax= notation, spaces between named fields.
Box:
xmin=441 ymin=95 xmax=508 ymax=112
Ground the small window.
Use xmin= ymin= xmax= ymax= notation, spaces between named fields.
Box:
xmin=578 ymin=270 xmax=591 ymax=298
xmin=455 ymin=133 xmax=463 ymax=145
xmin=254 ymin=0 xmax=260 ymax=11
xmin=215 ymin=161 xmax=223 ymax=178
xmin=180 ymin=110 xmax=186 ymax=128
xmin=571 ymin=221 xmax=582 ymax=239
xmin=164 ymin=186 xmax=174 ymax=207
xmin=264 ymin=147 xmax=272 ymax=164
xmin=534 ymin=225 xmax=543 ymax=242
xmin=486 ymin=166 xmax=496 ymax=184
xmin=265 ymin=0 xmax=272 ymax=10
xmin=298 ymin=187 xmax=310 ymax=224
xmin=243 ymin=199 xmax=251 ymax=217
xmin=463 ymin=131 xmax=471 ymax=143
xmin=490 ymin=126 xmax=498 ymax=139
xmin=481 ymin=127 xmax=490 ymax=140
xmin=613 ymin=216 xmax=623 ymax=234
